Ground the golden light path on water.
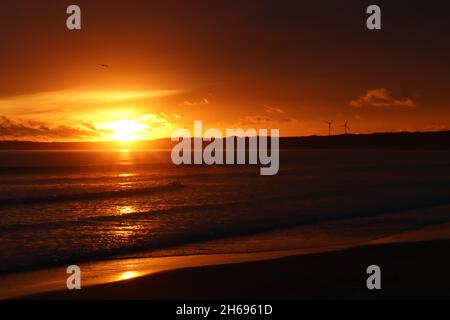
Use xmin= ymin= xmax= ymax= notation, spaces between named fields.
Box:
xmin=0 ymin=250 xmax=306 ymax=299
xmin=119 ymin=149 xmax=133 ymax=165
xmin=117 ymin=206 xmax=136 ymax=215
xmin=3 ymin=216 xmax=450 ymax=299
xmin=118 ymin=270 xmax=142 ymax=281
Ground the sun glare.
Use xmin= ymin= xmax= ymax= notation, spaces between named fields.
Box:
xmin=94 ymin=113 xmax=179 ymax=142
xmin=105 ymin=119 xmax=146 ymax=141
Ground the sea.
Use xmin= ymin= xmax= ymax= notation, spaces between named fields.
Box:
xmin=1 ymin=149 xmax=450 ymax=275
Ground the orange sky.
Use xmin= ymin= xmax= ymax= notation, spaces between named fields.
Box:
xmin=0 ymin=0 xmax=449 ymax=141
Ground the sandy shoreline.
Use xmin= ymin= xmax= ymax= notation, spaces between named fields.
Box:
xmin=3 ymin=218 xmax=450 ymax=300
xmin=20 ymin=236 xmax=450 ymax=300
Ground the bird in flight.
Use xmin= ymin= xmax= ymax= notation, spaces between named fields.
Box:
xmin=99 ymin=64 xmax=109 ymax=68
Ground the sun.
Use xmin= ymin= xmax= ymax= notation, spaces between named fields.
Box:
xmin=105 ymin=119 xmax=146 ymax=141
xmin=95 ymin=114 xmax=178 ymax=142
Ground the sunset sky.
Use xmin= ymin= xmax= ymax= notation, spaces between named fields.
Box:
xmin=1 ymin=0 xmax=449 ymax=141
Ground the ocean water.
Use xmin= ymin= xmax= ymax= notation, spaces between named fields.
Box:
xmin=1 ymin=149 xmax=450 ymax=274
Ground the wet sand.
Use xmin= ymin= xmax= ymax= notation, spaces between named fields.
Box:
xmin=24 ymin=236 xmax=450 ymax=300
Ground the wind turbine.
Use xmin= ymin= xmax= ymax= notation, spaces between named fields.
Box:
xmin=325 ymin=121 xmax=333 ymax=136
xmin=342 ymin=120 xmax=350 ymax=134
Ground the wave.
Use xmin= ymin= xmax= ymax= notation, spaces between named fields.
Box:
xmin=0 ymin=200 xmax=243 ymax=232
xmin=2 ymin=189 xmax=450 ymax=274
xmin=3 ymin=199 xmax=450 ymax=275
xmin=0 ymin=181 xmax=184 ymax=206
xmin=4 ymin=182 xmax=450 ymax=232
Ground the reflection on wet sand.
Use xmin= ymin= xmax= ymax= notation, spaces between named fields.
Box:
xmin=0 ymin=248 xmax=311 ymax=299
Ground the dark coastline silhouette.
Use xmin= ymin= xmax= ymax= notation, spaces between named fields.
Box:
xmin=0 ymin=130 xmax=449 ymax=150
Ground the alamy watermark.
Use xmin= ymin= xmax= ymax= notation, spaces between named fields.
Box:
xmin=366 ymin=265 xmax=382 ymax=290
xmin=66 ymin=265 xmax=81 ymax=290
xmin=66 ymin=5 xmax=81 ymax=30
xmin=171 ymin=121 xmax=280 ymax=176
xmin=65 ymin=4 xmax=382 ymax=31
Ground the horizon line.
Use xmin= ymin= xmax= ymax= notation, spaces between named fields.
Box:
xmin=0 ymin=129 xmax=449 ymax=145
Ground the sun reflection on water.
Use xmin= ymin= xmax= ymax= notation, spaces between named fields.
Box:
xmin=117 ymin=206 xmax=136 ymax=215
xmin=118 ymin=271 xmax=141 ymax=281
xmin=111 ymin=224 xmax=143 ymax=238
xmin=119 ymin=149 xmax=133 ymax=165
xmin=118 ymin=173 xmax=136 ymax=178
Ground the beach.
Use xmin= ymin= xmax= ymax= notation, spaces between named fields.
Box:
xmin=11 ymin=220 xmax=450 ymax=300
xmin=1 ymin=149 xmax=450 ymax=299
xmin=2 ymin=0 xmax=450 ymax=303
xmin=26 ymin=238 xmax=450 ymax=300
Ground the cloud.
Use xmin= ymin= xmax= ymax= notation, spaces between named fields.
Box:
xmin=239 ymin=115 xmax=297 ymax=126
xmin=239 ymin=105 xmax=296 ymax=125
xmin=137 ymin=113 xmax=181 ymax=139
xmin=264 ymin=105 xmax=285 ymax=114
xmin=0 ymin=89 xmax=182 ymax=115
xmin=0 ymin=112 xmax=181 ymax=141
xmin=81 ymin=122 xmax=98 ymax=131
xmin=182 ymin=98 xmax=209 ymax=106
xmin=0 ymin=116 xmax=102 ymax=141
xmin=350 ymin=88 xmax=415 ymax=108
xmin=241 ymin=116 xmax=273 ymax=124
xmin=422 ymin=124 xmax=449 ymax=132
